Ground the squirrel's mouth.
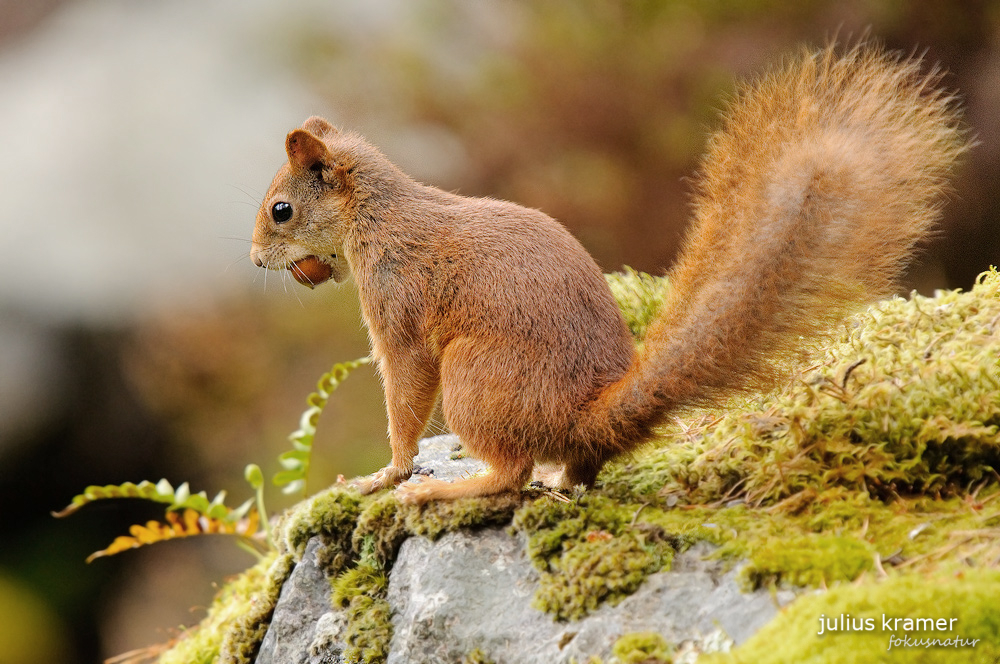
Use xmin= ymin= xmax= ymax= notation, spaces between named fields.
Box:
xmin=289 ymin=256 xmax=333 ymax=288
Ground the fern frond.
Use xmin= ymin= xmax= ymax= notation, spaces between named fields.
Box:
xmin=86 ymin=508 xmax=261 ymax=562
xmin=274 ymin=356 xmax=371 ymax=495
xmin=53 ymin=479 xmax=253 ymax=524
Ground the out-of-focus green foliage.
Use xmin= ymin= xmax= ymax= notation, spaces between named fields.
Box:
xmin=0 ymin=574 xmax=70 ymax=664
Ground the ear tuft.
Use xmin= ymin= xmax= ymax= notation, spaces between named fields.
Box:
xmin=285 ymin=129 xmax=331 ymax=172
xmin=302 ymin=116 xmax=336 ymax=137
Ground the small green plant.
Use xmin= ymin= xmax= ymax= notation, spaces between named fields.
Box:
xmin=54 ymin=356 xmax=371 ymax=562
xmin=273 ymin=355 xmax=372 ymax=495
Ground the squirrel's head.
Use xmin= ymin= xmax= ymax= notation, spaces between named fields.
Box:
xmin=250 ymin=116 xmax=355 ymax=288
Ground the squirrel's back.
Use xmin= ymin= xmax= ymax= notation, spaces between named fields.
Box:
xmin=574 ymin=43 xmax=970 ymax=467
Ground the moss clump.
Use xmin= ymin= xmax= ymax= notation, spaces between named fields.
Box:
xmin=511 ymin=495 xmax=675 ymax=620
xmin=275 ymin=485 xmax=362 ymax=561
xmin=739 ymin=533 xmax=874 ymax=589
xmin=404 ymin=492 xmax=525 ymax=540
xmin=606 ymin=268 xmax=670 ymax=341
xmin=512 ymin=494 xmax=631 ymax=563
xmin=331 ymin=544 xmax=392 ymax=664
xmin=159 ymin=552 xmax=293 ymax=664
xmin=462 ymin=648 xmax=496 ymax=664
xmin=702 ymin=570 xmax=1000 ymax=664
xmin=330 ymin=554 xmax=387 ymax=607
xmin=612 ymin=631 xmax=674 ymax=663
xmin=351 ymin=492 xmax=410 ymax=567
xmin=534 ymin=534 xmax=669 ymax=621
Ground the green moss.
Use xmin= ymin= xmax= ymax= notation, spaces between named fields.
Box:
xmin=511 ymin=495 xmax=675 ymax=620
xmin=349 ymin=491 xmax=525 ymax=570
xmin=629 ymin=488 xmax=1000 ymax=590
xmin=340 ymin=593 xmax=392 ymax=664
xmin=512 ymin=494 xmax=631 ymax=568
xmin=159 ymin=552 xmax=293 ymax=664
xmin=331 ymin=549 xmax=392 ymax=664
xmin=740 ymin=534 xmax=874 ymax=589
xmin=275 ymin=485 xmax=361 ymax=561
xmin=533 ymin=534 xmax=670 ymax=621
xmin=605 ymin=268 xmax=670 ymax=341
xmin=702 ymin=570 xmax=1000 ymax=664
xmin=351 ymin=492 xmax=409 ymax=567
xmin=404 ymin=492 xmax=525 ymax=540
xmin=602 ymin=269 xmax=1000 ymax=508
xmin=331 ymin=558 xmax=387 ymax=608
xmin=611 ymin=631 xmax=674 ymax=663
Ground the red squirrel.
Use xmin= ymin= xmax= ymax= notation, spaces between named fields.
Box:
xmin=250 ymin=43 xmax=968 ymax=505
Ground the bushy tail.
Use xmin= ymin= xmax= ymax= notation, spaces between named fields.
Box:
xmin=582 ymin=42 xmax=971 ymax=454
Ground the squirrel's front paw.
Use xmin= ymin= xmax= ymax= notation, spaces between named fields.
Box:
xmin=354 ymin=465 xmax=411 ymax=495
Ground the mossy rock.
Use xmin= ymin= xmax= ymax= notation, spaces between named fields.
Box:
xmin=153 ymin=270 xmax=1000 ymax=663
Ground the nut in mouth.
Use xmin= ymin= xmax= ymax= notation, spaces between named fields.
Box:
xmin=289 ymin=255 xmax=333 ymax=288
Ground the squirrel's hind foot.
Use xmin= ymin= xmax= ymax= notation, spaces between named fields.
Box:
xmin=354 ymin=464 xmax=412 ymax=495
xmin=396 ymin=459 xmax=533 ymax=505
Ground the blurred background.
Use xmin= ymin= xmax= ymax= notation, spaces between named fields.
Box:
xmin=0 ymin=0 xmax=997 ymax=661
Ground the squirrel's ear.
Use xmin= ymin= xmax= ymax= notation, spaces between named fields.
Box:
xmin=302 ymin=116 xmax=336 ymax=137
xmin=286 ymin=129 xmax=331 ymax=172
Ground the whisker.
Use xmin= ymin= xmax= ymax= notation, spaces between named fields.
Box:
xmin=224 ymin=252 xmax=253 ymax=272
xmin=258 ymin=259 xmax=269 ymax=292
xmin=228 ymin=183 xmax=264 ymax=206
xmin=287 ymin=271 xmax=305 ymax=308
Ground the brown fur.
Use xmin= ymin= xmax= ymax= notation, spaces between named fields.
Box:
xmin=250 ymin=43 xmax=969 ymax=504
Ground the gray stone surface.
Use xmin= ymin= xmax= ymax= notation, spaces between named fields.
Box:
xmin=386 ymin=532 xmax=791 ymax=664
xmin=407 ymin=433 xmax=488 ymax=483
xmin=256 ymin=539 xmax=334 ymax=664
xmin=307 ymin=611 xmax=348 ymax=664
xmin=386 ymin=528 xmax=542 ymax=664
xmin=257 ymin=434 xmax=794 ymax=663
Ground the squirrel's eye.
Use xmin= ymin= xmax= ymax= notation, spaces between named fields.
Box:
xmin=272 ymin=202 xmax=293 ymax=223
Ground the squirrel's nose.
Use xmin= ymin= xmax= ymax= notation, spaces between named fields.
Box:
xmin=249 ymin=244 xmax=266 ymax=267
